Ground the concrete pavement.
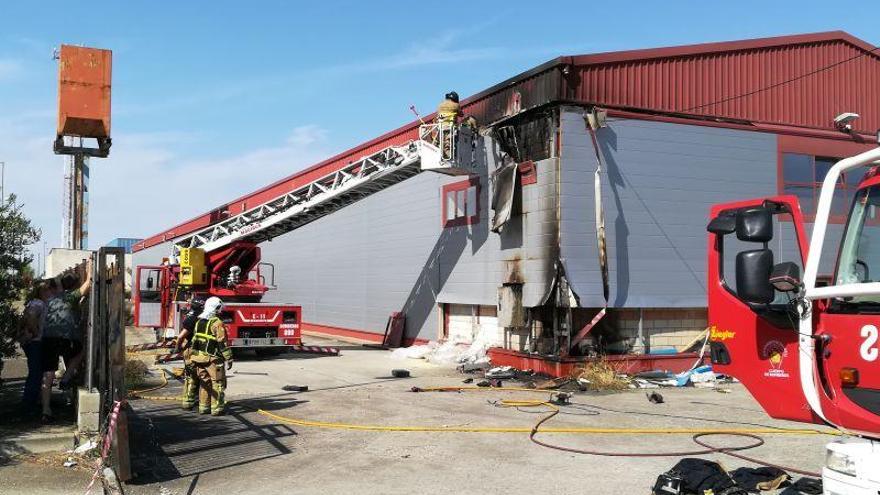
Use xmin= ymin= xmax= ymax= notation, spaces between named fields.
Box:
xmin=115 ymin=336 xmax=832 ymax=495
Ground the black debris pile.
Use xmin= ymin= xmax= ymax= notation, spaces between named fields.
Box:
xmin=652 ymin=458 xmax=821 ymax=495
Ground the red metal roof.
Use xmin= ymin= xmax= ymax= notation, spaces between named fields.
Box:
xmin=565 ymin=30 xmax=880 ymax=133
xmin=136 ymin=31 xmax=880 ymax=251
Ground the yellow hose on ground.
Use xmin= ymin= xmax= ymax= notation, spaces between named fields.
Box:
xmin=129 ymin=368 xmax=170 ymax=396
xmin=128 ymin=374 xmax=838 ymax=436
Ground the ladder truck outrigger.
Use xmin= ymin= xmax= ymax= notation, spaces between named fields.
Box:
xmin=707 ymin=145 xmax=880 ymax=493
xmin=134 ymin=120 xmax=477 ymax=356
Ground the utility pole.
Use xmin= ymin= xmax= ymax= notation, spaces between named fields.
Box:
xmin=1 ymin=161 xmax=5 ymax=201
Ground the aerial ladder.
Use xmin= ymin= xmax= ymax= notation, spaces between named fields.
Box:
xmin=134 ymin=122 xmax=477 ymax=355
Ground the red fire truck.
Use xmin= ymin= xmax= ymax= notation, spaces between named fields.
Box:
xmin=134 ymin=242 xmax=302 ymax=355
xmin=707 ymin=146 xmax=880 ymax=493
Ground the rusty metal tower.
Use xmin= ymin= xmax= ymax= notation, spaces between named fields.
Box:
xmin=54 ymin=45 xmax=112 ymax=250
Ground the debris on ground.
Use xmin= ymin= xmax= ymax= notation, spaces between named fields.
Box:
xmin=646 ymin=391 xmax=665 ymax=404
xmin=390 ymin=343 xmax=437 ymax=360
xmin=282 ymin=385 xmax=309 ymax=392
xmin=653 ymin=458 xmax=747 ymax=495
xmin=462 ymin=377 xmax=474 ymax=384
xmin=390 ymin=325 xmax=494 ymax=367
xmin=675 ymin=364 xmax=715 ymax=387
xmin=570 ymin=359 xmax=630 ymax=391
xmin=652 ymin=457 xmax=822 ymax=495
xmin=485 ymin=366 xmax=515 ymax=379
xmin=124 ymin=358 xmax=149 ymax=388
xmin=458 ymin=361 xmax=491 ymax=373
xmin=730 ymin=466 xmax=789 ymax=492
xmin=62 ymin=457 xmax=77 ymax=468
xmin=391 ymin=369 xmax=411 ymax=378
xmin=71 ymin=439 xmax=97 ymax=455
xmin=625 ymin=365 xmax=736 ymax=389
xmin=476 ymin=380 xmax=491 ymax=388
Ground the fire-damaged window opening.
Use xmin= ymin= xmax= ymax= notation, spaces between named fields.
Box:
xmin=492 ymin=110 xmax=554 ymax=163
xmin=488 ymin=109 xmax=555 ymax=234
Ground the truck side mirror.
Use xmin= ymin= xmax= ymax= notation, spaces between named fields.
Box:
xmin=769 ymin=262 xmax=801 ymax=292
xmin=707 ymin=214 xmax=736 ymax=234
xmin=736 ymin=207 xmax=773 ymax=242
xmin=736 ymin=249 xmax=774 ymax=304
xmin=147 ymin=276 xmax=154 ymax=290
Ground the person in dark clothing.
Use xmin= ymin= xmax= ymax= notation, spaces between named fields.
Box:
xmin=178 ymin=298 xmax=204 ymax=411
xmin=40 ymin=260 xmax=91 ymax=422
xmin=18 ymin=280 xmax=51 ymax=412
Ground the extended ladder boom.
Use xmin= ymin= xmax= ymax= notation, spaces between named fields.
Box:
xmin=171 ymin=123 xmax=477 ymax=255
xmin=174 ymin=141 xmax=422 ymax=253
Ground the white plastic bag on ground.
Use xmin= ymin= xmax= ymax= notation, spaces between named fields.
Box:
xmin=389 ymin=322 xmax=495 ymax=367
xmin=390 ymin=343 xmax=438 ymax=360
xmin=426 ymin=340 xmax=468 ymax=366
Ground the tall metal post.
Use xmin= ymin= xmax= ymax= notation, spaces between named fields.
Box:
xmin=1 ymin=161 xmax=5 ymax=201
xmin=86 ymin=251 xmax=98 ymax=391
xmin=70 ymin=152 xmax=88 ymax=250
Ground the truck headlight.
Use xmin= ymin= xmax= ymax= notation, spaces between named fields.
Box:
xmin=826 ymin=448 xmax=857 ymax=477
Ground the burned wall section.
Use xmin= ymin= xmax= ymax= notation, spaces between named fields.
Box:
xmin=558 ymin=107 xmax=778 ymax=353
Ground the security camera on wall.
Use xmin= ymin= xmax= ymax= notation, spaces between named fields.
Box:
xmin=834 ymin=112 xmax=860 ymax=132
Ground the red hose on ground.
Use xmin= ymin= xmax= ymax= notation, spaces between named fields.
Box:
xmin=528 ymin=407 xmax=822 ymax=478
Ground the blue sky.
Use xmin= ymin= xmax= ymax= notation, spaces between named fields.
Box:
xmin=0 ymin=1 xmax=876 ymax=257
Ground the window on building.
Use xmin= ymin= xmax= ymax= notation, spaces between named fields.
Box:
xmin=442 ymin=177 xmax=479 ymax=227
xmin=780 ymin=153 xmax=861 ymax=220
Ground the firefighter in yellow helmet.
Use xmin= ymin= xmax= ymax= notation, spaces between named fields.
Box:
xmin=189 ymin=297 xmax=233 ymax=415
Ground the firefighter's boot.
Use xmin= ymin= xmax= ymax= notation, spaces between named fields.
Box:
xmin=211 ymin=364 xmax=226 ymax=416
xmin=181 ymin=365 xmax=198 ymax=411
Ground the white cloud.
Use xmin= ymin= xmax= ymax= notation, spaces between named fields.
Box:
xmin=0 ymin=113 xmax=332 ymax=258
xmin=90 ymin=125 xmax=332 ymax=246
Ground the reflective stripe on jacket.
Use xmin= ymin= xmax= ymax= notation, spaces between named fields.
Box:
xmin=191 ymin=317 xmax=233 ymax=363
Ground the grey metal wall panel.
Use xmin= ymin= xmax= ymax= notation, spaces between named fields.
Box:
xmin=560 ymin=109 xmax=780 ymax=307
xmin=259 ymin=171 xmax=446 ymax=340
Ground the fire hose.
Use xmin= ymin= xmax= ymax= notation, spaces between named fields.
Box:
xmin=130 ymin=375 xmax=829 ymax=479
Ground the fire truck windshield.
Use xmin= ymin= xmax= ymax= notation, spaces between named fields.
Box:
xmin=836 ymin=185 xmax=880 ymax=296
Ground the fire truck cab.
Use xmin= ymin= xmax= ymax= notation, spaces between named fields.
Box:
xmin=707 ymin=147 xmax=880 ymax=493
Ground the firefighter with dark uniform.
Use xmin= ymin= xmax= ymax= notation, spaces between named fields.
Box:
xmin=177 ymin=298 xmax=204 ymax=411
xmin=189 ymin=297 xmax=233 ymax=415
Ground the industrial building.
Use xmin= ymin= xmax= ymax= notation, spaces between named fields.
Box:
xmin=133 ymin=31 xmax=880 ymax=361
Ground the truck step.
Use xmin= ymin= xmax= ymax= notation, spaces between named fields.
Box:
xmin=289 ymin=345 xmax=340 ymax=356
xmin=128 ymin=340 xmax=176 ymax=352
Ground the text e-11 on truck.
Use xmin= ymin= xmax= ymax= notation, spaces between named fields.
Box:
xmin=707 ymin=146 xmax=880 ymax=494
